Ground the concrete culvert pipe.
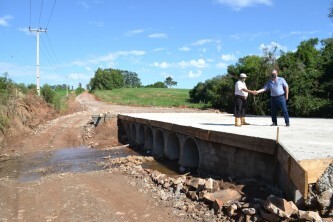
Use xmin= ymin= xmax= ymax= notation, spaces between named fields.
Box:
xmin=153 ymin=129 xmax=164 ymax=157
xmin=144 ymin=127 xmax=153 ymax=151
xmin=125 ymin=123 xmax=131 ymax=143
xmin=130 ymin=123 xmax=136 ymax=145
xmin=181 ymin=137 xmax=199 ymax=168
xmin=167 ymin=133 xmax=180 ymax=160
xmin=138 ymin=125 xmax=145 ymax=146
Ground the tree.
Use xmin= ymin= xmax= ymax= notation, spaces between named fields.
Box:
xmin=121 ymin=70 xmax=141 ymax=88
xmin=164 ymin=76 xmax=177 ymax=88
xmin=145 ymin=81 xmax=167 ymax=88
xmin=89 ymin=68 xmax=124 ymax=91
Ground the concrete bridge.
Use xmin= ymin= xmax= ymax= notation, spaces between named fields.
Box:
xmin=117 ymin=113 xmax=333 ymax=205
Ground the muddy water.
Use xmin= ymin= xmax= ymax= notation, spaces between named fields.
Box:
xmin=0 ymin=147 xmax=140 ymax=182
xmin=142 ymin=159 xmax=181 ymax=176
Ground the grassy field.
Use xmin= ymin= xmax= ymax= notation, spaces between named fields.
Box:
xmin=92 ymin=88 xmax=211 ymax=109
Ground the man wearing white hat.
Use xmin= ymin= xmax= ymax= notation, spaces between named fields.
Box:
xmin=234 ymin=73 xmax=257 ymax=126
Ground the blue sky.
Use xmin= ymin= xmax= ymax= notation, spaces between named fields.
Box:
xmin=0 ymin=0 xmax=332 ymax=89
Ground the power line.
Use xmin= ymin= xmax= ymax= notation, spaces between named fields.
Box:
xmin=45 ymin=33 xmax=62 ymax=71
xmin=38 ymin=0 xmax=44 ymax=28
xmin=46 ymin=0 xmax=57 ymax=29
xmin=29 ymin=0 xmax=32 ymax=27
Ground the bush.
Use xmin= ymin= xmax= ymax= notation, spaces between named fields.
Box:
xmin=75 ymin=87 xmax=85 ymax=96
xmin=41 ymin=84 xmax=55 ymax=104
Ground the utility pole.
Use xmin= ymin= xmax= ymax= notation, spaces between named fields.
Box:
xmin=29 ymin=27 xmax=47 ymax=96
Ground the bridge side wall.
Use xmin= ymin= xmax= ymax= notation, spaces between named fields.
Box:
xmin=117 ymin=115 xmax=303 ymax=203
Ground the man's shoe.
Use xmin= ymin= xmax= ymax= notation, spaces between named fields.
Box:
xmin=270 ymin=123 xmax=277 ymax=126
xmin=286 ymin=123 xmax=290 ymax=127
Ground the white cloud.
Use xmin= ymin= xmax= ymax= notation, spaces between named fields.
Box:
xmin=178 ymin=59 xmax=207 ymax=68
xmin=221 ymin=54 xmax=236 ymax=62
xmin=179 ymin=46 xmax=190 ymax=52
xmin=148 ymin=33 xmax=168 ymax=39
xmin=230 ymin=31 xmax=271 ymax=41
xmin=126 ymin=29 xmax=144 ymax=36
xmin=153 ymin=62 xmax=170 ymax=68
xmin=216 ymin=0 xmax=272 ymax=10
xmin=89 ymin=21 xmax=104 ymax=27
xmin=0 ymin=15 xmax=13 ymax=26
xmin=18 ymin=27 xmax=33 ymax=35
xmin=78 ymin=1 xmax=90 ymax=9
xmin=161 ymin=72 xmax=173 ymax=78
xmin=72 ymin=50 xmax=146 ymax=67
xmin=281 ymin=30 xmax=319 ymax=39
xmin=187 ymin=70 xmax=202 ymax=79
xmin=192 ymin=39 xmax=215 ymax=46
xmin=69 ymin=73 xmax=91 ymax=80
xmin=153 ymin=48 xmax=165 ymax=52
xmin=216 ymin=62 xmax=229 ymax=69
xmin=259 ymin=41 xmax=288 ymax=53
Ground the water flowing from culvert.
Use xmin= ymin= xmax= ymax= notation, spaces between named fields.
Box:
xmin=0 ymin=147 xmax=141 ymax=182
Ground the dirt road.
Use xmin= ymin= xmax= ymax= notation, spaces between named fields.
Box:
xmin=0 ymin=92 xmax=202 ymax=222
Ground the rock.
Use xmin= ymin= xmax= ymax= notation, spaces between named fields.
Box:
xmin=203 ymin=189 xmax=242 ymax=205
xmin=317 ymin=188 xmax=333 ymax=209
xmin=259 ymin=208 xmax=281 ymax=222
xmin=205 ymin=178 xmax=214 ymax=192
xmin=242 ymin=208 xmax=256 ymax=215
xmin=186 ymin=178 xmax=206 ymax=190
xmin=213 ymin=199 xmax=224 ymax=213
xmin=264 ymin=195 xmax=298 ymax=218
xmin=173 ymin=178 xmax=183 ymax=185
xmin=298 ymin=210 xmax=323 ymax=222
xmin=227 ymin=204 xmax=238 ymax=216
xmin=212 ymin=180 xmax=221 ymax=192
xmin=187 ymin=191 xmax=198 ymax=201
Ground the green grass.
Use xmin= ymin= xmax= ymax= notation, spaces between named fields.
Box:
xmin=54 ymin=89 xmax=71 ymax=111
xmin=93 ymin=88 xmax=211 ymax=109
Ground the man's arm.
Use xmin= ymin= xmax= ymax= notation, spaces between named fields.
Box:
xmin=242 ymin=88 xmax=257 ymax=95
xmin=256 ymin=88 xmax=266 ymax=94
xmin=285 ymin=86 xmax=289 ymax=100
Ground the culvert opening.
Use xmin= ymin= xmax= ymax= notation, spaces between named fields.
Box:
xmin=167 ymin=133 xmax=180 ymax=160
xmin=182 ymin=137 xmax=199 ymax=168
xmin=130 ymin=123 xmax=136 ymax=145
xmin=138 ymin=125 xmax=145 ymax=146
xmin=153 ymin=129 xmax=164 ymax=157
xmin=144 ymin=127 xmax=153 ymax=153
xmin=125 ymin=123 xmax=131 ymax=143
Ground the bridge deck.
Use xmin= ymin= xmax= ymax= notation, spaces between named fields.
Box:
xmin=123 ymin=113 xmax=332 ymax=161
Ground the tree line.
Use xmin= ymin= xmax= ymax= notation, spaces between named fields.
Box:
xmin=189 ymin=38 xmax=333 ymax=118
xmin=88 ymin=68 xmax=177 ymax=90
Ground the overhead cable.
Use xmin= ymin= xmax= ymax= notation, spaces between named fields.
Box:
xmin=46 ymin=0 xmax=57 ymax=29
xmin=38 ymin=0 xmax=44 ymax=28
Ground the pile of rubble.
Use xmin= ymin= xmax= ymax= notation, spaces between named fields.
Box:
xmin=103 ymin=155 xmax=326 ymax=221
xmin=306 ymin=163 xmax=333 ymax=217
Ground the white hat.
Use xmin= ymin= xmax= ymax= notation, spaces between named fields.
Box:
xmin=240 ymin=73 xmax=247 ymax=78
